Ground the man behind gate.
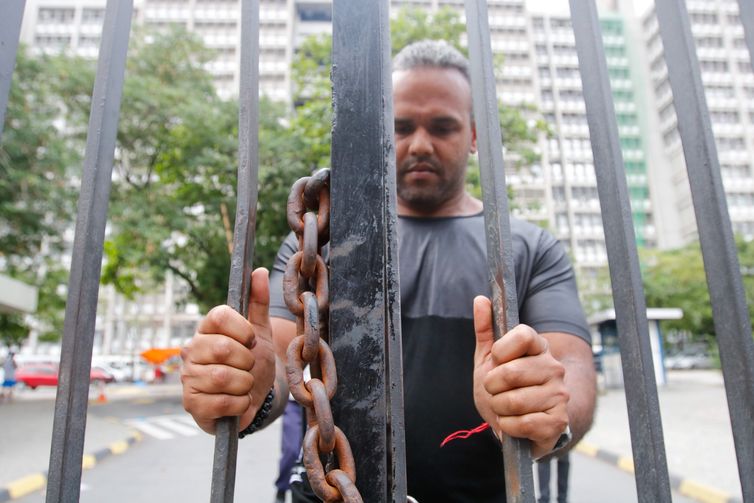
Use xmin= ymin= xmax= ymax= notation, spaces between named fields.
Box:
xmin=181 ymin=41 xmax=597 ymax=502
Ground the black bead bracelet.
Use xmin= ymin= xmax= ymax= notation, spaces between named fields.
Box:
xmin=238 ymin=388 xmax=275 ymax=439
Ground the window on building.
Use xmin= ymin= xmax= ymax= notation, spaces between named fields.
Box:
xmin=82 ymin=8 xmax=105 ymax=22
xmin=696 ymin=36 xmax=724 ymax=48
xmin=297 ymin=3 xmax=331 ymax=22
xmin=38 ymin=8 xmax=75 ymax=22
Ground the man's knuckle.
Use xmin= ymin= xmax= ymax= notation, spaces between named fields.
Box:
xmin=208 ymin=305 xmax=232 ymax=329
xmin=506 ymin=392 xmax=526 ymax=413
xmin=210 ymin=366 xmax=230 ymax=386
xmin=211 ymin=338 xmax=233 ymax=362
xmin=518 ymin=415 xmax=538 ymax=437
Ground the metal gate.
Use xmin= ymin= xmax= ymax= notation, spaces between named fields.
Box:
xmin=1 ymin=0 xmax=753 ymax=502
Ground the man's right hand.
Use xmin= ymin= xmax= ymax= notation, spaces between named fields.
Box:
xmin=180 ymin=267 xmax=276 ymax=434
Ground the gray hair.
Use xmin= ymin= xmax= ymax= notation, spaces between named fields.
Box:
xmin=392 ymin=40 xmax=470 ymax=84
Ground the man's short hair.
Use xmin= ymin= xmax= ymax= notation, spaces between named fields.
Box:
xmin=392 ymin=40 xmax=470 ymax=84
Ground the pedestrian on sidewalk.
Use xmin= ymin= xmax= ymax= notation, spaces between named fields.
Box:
xmin=2 ymin=352 xmax=18 ymax=402
xmin=273 ymin=399 xmax=303 ymax=503
xmin=537 ymin=451 xmax=570 ymax=503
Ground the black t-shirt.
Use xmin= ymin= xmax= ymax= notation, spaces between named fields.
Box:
xmin=269 ymin=213 xmax=590 ymax=502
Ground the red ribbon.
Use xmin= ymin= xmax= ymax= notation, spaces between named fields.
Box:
xmin=440 ymin=422 xmax=490 ymax=447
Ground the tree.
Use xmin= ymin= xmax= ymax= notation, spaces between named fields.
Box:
xmin=0 ymin=46 xmax=89 ymax=346
xmin=100 ymin=27 xmax=311 ymax=312
xmin=641 ymin=239 xmax=754 ymax=347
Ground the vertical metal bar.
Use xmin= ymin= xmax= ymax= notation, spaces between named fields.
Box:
xmin=656 ymin=1 xmax=754 ymax=499
xmin=45 ymin=1 xmax=133 ymax=501
xmin=738 ymin=0 xmax=754 ymax=71
xmin=210 ymin=0 xmax=260 ymax=502
xmin=463 ymin=1 xmax=535 ymax=501
xmin=569 ymin=1 xmax=672 ymax=502
xmin=330 ymin=0 xmax=407 ymax=501
xmin=0 ymin=0 xmax=26 ymax=142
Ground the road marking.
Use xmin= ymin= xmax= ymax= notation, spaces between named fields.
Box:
xmin=7 ymin=474 xmax=46 ymax=499
xmin=125 ymin=414 xmax=201 ymax=440
xmin=125 ymin=419 xmax=175 ymax=439
xmin=152 ymin=417 xmax=200 ymax=436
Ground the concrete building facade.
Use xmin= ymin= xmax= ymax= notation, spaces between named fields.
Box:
xmin=640 ymin=0 xmax=754 ymax=248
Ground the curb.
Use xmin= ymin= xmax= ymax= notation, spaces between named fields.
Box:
xmin=0 ymin=431 xmax=142 ymax=502
xmin=575 ymin=441 xmax=742 ymax=503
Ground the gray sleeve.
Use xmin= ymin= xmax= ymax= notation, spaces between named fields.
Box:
xmin=268 ymin=232 xmax=298 ymax=322
xmin=518 ymin=230 xmax=591 ymax=344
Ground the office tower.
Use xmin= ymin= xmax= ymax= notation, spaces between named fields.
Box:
xmin=641 ymin=0 xmax=754 ymax=248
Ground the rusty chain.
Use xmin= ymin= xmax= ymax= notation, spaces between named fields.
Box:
xmin=284 ymin=169 xmax=363 ymax=503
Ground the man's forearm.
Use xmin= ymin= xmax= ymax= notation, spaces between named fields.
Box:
xmin=561 ymin=354 xmax=597 ymax=444
xmin=543 ymin=333 xmax=597 ymax=446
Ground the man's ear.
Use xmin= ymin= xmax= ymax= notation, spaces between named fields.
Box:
xmin=470 ymin=122 xmax=478 ymax=154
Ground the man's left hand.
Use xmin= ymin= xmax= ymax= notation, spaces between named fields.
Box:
xmin=472 ymin=295 xmax=570 ymax=459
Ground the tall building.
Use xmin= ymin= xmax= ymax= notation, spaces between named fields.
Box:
xmin=18 ymin=0 xmax=294 ymax=100
xmin=523 ymin=9 xmax=655 ymax=296
xmin=640 ymin=0 xmax=754 ymax=248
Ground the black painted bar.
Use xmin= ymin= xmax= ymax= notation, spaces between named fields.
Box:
xmin=655 ymin=1 xmax=754 ymax=500
xmin=211 ymin=1 xmax=260 ymax=501
xmin=45 ymin=1 xmax=133 ymax=501
xmin=0 ymin=0 xmax=26 ymax=142
xmin=330 ymin=0 xmax=407 ymax=500
xmin=569 ymin=1 xmax=672 ymax=502
xmin=738 ymin=0 xmax=754 ymax=72
xmin=464 ymin=1 xmax=534 ymax=501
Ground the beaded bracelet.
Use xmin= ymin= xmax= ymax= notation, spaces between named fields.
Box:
xmin=238 ymin=388 xmax=275 ymax=439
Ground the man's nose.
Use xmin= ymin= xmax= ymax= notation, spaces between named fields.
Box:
xmin=408 ymin=128 xmax=433 ymax=157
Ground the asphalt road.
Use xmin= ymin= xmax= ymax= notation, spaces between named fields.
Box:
xmin=7 ymin=391 xmax=699 ymax=503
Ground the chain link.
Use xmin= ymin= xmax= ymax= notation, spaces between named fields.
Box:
xmin=284 ymin=169 xmax=363 ymax=502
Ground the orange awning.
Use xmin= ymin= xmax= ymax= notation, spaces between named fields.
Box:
xmin=140 ymin=347 xmax=181 ymax=365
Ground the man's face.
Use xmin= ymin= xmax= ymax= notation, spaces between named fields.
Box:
xmin=392 ymin=66 xmax=477 ymax=213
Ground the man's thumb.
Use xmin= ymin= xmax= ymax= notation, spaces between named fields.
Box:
xmin=248 ymin=267 xmax=271 ymax=338
xmin=473 ymin=295 xmax=495 ymax=362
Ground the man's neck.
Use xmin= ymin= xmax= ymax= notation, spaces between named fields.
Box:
xmin=397 ymin=191 xmax=483 ymax=218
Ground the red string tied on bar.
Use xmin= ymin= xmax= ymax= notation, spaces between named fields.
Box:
xmin=440 ymin=422 xmax=490 ymax=447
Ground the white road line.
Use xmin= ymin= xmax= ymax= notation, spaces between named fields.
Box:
xmin=125 ymin=419 xmax=174 ymax=440
xmin=152 ymin=417 xmax=200 ymax=436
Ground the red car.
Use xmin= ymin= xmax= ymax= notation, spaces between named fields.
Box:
xmin=16 ymin=363 xmax=114 ymax=389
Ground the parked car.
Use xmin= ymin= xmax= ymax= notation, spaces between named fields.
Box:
xmin=91 ymin=363 xmax=128 ymax=383
xmin=16 ymin=363 xmax=115 ymax=389
xmin=664 ymin=351 xmax=714 ymax=370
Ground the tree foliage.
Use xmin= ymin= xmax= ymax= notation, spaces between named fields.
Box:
xmin=100 ymin=27 xmax=310 ymax=311
xmin=641 ymin=239 xmax=754 ymax=345
xmin=0 ymin=47 xmax=89 ymax=346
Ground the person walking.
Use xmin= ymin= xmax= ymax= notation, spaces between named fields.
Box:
xmin=538 ymin=452 xmax=571 ymax=503
xmin=2 ymin=351 xmax=18 ymax=402
xmin=273 ymin=400 xmax=303 ymax=503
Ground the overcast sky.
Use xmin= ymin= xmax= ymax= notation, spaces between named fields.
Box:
xmin=524 ymin=0 xmax=654 ymax=17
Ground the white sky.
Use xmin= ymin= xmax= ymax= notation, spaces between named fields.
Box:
xmin=525 ymin=0 xmax=654 ymax=18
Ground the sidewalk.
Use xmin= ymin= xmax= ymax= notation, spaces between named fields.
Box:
xmin=0 ymin=383 xmax=179 ymax=501
xmin=581 ymin=369 xmax=743 ymax=502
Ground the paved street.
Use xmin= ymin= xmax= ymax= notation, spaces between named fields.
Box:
xmin=0 ymin=370 xmax=742 ymax=502
xmin=583 ymin=370 xmax=743 ymax=501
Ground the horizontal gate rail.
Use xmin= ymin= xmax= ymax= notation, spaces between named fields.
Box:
xmin=569 ymin=1 xmax=672 ymax=502
xmin=655 ymin=1 xmax=754 ymax=501
xmin=210 ymin=0 xmax=261 ymax=501
xmin=463 ymin=1 xmax=534 ymax=501
xmin=0 ymin=0 xmax=26 ymax=142
xmin=45 ymin=1 xmax=134 ymax=501
xmin=329 ymin=0 xmax=407 ymax=501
